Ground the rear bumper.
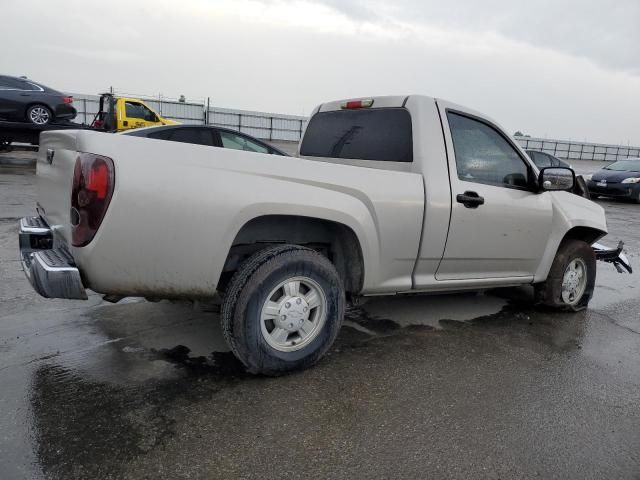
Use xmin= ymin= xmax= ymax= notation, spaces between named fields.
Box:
xmin=54 ymin=104 xmax=77 ymax=120
xmin=19 ymin=216 xmax=87 ymax=300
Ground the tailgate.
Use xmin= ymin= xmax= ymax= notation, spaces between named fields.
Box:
xmin=36 ymin=130 xmax=82 ymax=244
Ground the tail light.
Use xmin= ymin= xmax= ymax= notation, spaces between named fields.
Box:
xmin=341 ymin=99 xmax=374 ymax=109
xmin=71 ymin=153 xmax=115 ymax=247
xmin=62 ymin=96 xmax=73 ymax=104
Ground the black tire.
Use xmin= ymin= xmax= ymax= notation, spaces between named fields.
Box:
xmin=590 ymin=194 xmax=599 ymax=200
xmin=221 ymin=244 xmax=345 ymax=375
xmin=26 ymin=104 xmax=53 ymax=125
xmin=534 ymin=239 xmax=596 ymax=311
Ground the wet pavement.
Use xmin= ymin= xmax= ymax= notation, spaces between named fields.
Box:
xmin=1 ymin=165 xmax=639 ymax=479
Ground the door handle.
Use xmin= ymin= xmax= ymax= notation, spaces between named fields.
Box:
xmin=456 ymin=191 xmax=484 ymax=208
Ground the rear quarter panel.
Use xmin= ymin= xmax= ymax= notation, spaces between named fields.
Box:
xmin=70 ymin=131 xmax=424 ymax=297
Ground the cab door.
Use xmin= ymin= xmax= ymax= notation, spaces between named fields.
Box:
xmin=435 ymin=103 xmax=553 ymax=280
xmin=120 ymin=100 xmax=159 ymax=130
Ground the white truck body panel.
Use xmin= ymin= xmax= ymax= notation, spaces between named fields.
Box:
xmin=38 ymin=129 xmax=424 ymax=296
xmin=34 ymin=95 xmax=608 ymax=299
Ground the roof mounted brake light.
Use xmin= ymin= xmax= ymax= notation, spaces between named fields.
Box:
xmin=341 ymin=99 xmax=374 ymax=109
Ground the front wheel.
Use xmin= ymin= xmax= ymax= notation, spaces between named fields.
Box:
xmin=26 ymin=104 xmax=52 ymax=125
xmin=221 ymin=245 xmax=345 ymax=375
xmin=534 ymin=239 xmax=596 ymax=311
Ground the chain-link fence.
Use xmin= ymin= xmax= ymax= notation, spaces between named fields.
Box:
xmin=70 ymin=93 xmax=306 ymax=142
xmin=514 ymin=136 xmax=640 ymax=162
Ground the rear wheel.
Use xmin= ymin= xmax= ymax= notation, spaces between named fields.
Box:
xmin=26 ymin=104 xmax=52 ymax=125
xmin=221 ymin=244 xmax=345 ymax=375
xmin=534 ymin=239 xmax=596 ymax=311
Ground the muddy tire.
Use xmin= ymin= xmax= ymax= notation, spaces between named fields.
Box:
xmin=221 ymin=244 xmax=345 ymax=375
xmin=534 ymin=239 xmax=596 ymax=311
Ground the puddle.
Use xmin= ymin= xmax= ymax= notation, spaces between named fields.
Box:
xmin=359 ymin=291 xmax=508 ymax=330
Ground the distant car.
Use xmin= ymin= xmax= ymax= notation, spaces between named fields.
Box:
xmin=526 ymin=150 xmax=572 ymax=169
xmin=0 ymin=75 xmax=76 ymax=125
xmin=123 ymin=125 xmax=288 ymax=156
xmin=585 ymin=158 xmax=640 ymax=203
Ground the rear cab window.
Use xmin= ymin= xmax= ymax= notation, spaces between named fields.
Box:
xmin=300 ymin=108 xmax=413 ymax=162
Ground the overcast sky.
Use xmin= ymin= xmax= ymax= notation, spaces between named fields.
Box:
xmin=2 ymin=0 xmax=639 ymax=144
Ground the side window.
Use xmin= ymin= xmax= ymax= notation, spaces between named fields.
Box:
xmin=147 ymin=129 xmax=175 ymax=141
xmin=0 ymin=77 xmax=25 ymax=90
xmin=21 ymin=81 xmax=43 ymax=92
xmin=533 ymin=151 xmax=552 ymax=168
xmin=169 ymin=128 xmax=214 ymax=146
xmin=125 ymin=102 xmax=155 ymax=121
xmin=548 ymin=154 xmax=562 ymax=167
xmin=448 ymin=112 xmax=530 ymax=189
xmin=219 ymin=131 xmax=269 ymax=154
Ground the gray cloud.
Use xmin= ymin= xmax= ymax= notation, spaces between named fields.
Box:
xmin=1 ymin=0 xmax=639 ymax=145
xmin=305 ymin=0 xmax=640 ymax=74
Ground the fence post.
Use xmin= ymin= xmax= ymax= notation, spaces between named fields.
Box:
xmin=299 ymin=119 xmax=303 ymax=140
xmin=238 ymin=113 xmax=242 ymax=132
xmin=269 ymin=117 xmax=273 ymax=141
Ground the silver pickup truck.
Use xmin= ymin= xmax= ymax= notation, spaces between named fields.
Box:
xmin=19 ymin=95 xmax=631 ymax=375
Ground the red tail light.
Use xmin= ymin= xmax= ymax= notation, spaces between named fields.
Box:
xmin=71 ymin=153 xmax=115 ymax=247
xmin=62 ymin=96 xmax=73 ymax=104
xmin=341 ymin=99 xmax=374 ymax=109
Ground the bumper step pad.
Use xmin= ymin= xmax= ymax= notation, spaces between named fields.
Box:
xmin=19 ymin=216 xmax=87 ymax=300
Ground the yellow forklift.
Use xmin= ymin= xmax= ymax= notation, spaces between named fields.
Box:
xmin=90 ymin=93 xmax=178 ymax=132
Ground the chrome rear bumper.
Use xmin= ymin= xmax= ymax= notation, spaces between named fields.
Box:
xmin=19 ymin=216 xmax=87 ymax=300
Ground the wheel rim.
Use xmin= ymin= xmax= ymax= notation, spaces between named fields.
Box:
xmin=260 ymin=276 xmax=327 ymax=352
xmin=561 ymin=258 xmax=588 ymax=305
xmin=29 ymin=107 xmax=50 ymax=125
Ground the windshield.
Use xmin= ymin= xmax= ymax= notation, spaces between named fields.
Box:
xmin=604 ymin=159 xmax=640 ymax=172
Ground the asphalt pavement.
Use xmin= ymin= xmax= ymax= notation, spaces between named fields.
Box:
xmin=0 ymin=162 xmax=638 ymax=479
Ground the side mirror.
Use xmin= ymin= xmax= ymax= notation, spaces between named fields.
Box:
xmin=539 ymin=167 xmax=575 ymax=192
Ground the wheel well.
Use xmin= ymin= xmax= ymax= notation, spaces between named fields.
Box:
xmin=561 ymin=226 xmax=606 ymax=246
xmin=25 ymin=102 xmax=54 ymax=120
xmin=219 ymin=215 xmax=364 ymax=294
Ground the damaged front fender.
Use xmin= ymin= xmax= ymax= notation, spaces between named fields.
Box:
xmin=593 ymin=241 xmax=632 ymax=273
